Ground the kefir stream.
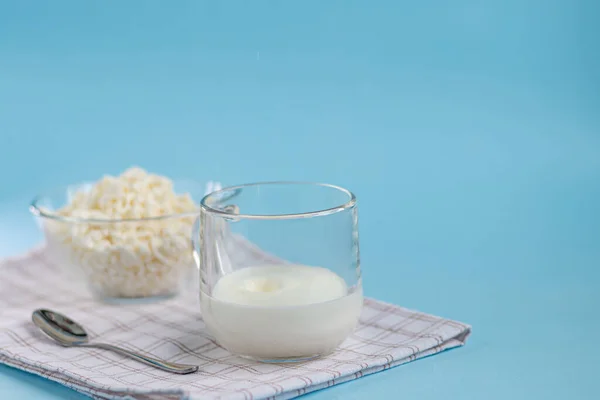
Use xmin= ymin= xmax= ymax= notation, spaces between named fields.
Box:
xmin=200 ymin=264 xmax=363 ymax=361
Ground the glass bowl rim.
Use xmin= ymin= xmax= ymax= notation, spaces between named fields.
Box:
xmin=200 ymin=181 xmax=356 ymax=220
xmin=29 ymin=178 xmax=211 ymax=224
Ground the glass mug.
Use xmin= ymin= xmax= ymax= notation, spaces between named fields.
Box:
xmin=192 ymin=182 xmax=362 ymax=362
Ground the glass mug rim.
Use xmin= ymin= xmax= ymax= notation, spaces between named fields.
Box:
xmin=200 ymin=181 xmax=356 ymax=220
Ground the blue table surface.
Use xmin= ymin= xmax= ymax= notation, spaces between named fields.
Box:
xmin=1 ymin=1 xmax=599 ymax=399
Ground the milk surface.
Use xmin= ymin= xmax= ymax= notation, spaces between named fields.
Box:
xmin=201 ymin=264 xmax=363 ymax=360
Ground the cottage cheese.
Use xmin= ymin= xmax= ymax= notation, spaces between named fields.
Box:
xmin=43 ymin=167 xmax=200 ymax=299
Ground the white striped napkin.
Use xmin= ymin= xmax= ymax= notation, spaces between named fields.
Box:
xmin=0 ymin=238 xmax=470 ymax=400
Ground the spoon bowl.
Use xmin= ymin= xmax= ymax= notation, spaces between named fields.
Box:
xmin=32 ymin=309 xmax=199 ymax=374
xmin=32 ymin=309 xmax=89 ymax=346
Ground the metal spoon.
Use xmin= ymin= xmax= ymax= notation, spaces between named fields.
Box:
xmin=31 ymin=309 xmax=199 ymax=374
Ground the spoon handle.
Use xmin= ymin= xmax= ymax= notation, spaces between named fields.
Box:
xmin=84 ymin=343 xmax=199 ymax=374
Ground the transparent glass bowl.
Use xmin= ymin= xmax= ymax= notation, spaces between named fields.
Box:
xmin=30 ymin=180 xmax=209 ymax=302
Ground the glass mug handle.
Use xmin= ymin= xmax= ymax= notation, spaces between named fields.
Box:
xmin=192 ymin=216 xmax=201 ymax=271
xmin=193 ymin=184 xmax=241 ymax=272
xmin=192 ymin=205 xmax=238 ymax=292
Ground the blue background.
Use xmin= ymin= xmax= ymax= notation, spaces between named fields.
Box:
xmin=1 ymin=1 xmax=599 ymax=399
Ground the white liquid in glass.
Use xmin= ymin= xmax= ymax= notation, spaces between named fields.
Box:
xmin=201 ymin=265 xmax=363 ymax=360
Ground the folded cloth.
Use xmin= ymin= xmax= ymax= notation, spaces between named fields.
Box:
xmin=0 ymin=239 xmax=470 ymax=400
